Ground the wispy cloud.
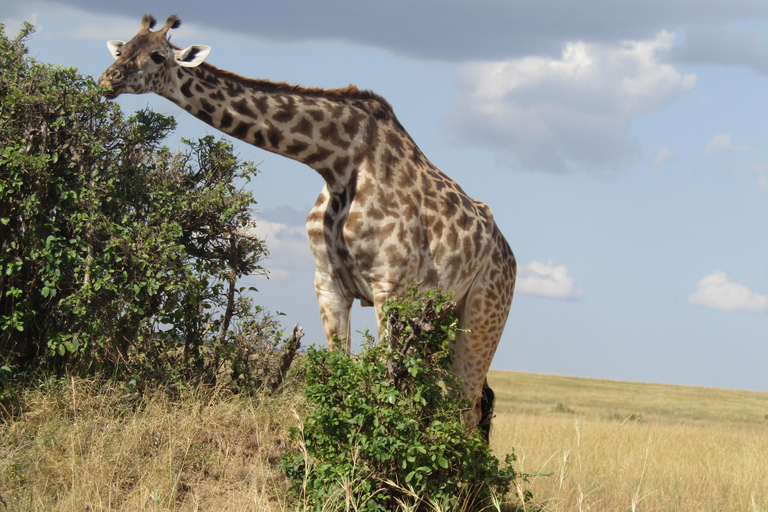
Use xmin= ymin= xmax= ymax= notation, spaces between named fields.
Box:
xmin=652 ymin=146 xmax=676 ymax=167
xmin=704 ymin=133 xmax=752 ymax=155
xmin=249 ymin=218 xmax=314 ymax=282
xmin=516 ymin=261 xmax=583 ymax=300
xmin=445 ymin=32 xmax=696 ymax=173
xmin=688 ymin=271 xmax=768 ymax=314
xmin=738 ymin=161 xmax=768 ymax=190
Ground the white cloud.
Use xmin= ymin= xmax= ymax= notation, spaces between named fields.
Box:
xmin=249 ymin=219 xmax=314 ymax=282
xmin=704 ymin=133 xmax=752 ymax=155
xmin=738 ymin=162 xmax=768 ymax=190
xmin=688 ymin=271 xmax=768 ymax=314
xmin=516 ymin=261 xmax=583 ymax=300
xmin=445 ymin=32 xmax=696 ymax=173
xmin=652 ymin=147 xmax=676 ymax=167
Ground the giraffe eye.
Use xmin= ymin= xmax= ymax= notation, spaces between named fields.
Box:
xmin=150 ymin=52 xmax=166 ymax=64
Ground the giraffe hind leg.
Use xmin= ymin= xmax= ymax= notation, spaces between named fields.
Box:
xmin=479 ymin=382 xmax=495 ymax=444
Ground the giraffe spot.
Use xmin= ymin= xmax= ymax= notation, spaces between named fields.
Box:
xmin=308 ymin=109 xmax=326 ymax=122
xmin=356 ymin=246 xmax=376 ymax=270
xmin=402 ymin=203 xmax=418 ymax=223
xmin=320 ymin=122 xmax=350 ymax=150
xmin=411 ymin=148 xmax=424 ymax=165
xmin=233 ymin=121 xmax=251 ymax=140
xmin=305 ymin=147 xmax=334 ymax=167
xmin=267 ymin=122 xmax=284 ymax=148
xmin=224 ymin=80 xmax=244 ymax=97
xmin=274 ymin=97 xmax=298 ymax=123
xmin=180 ymin=78 xmax=194 ymax=98
xmin=385 ymin=244 xmax=407 ymax=267
xmin=313 ymin=191 xmax=328 ymax=207
xmin=285 ymin=141 xmax=309 ymax=156
xmin=248 ymin=95 xmax=266 ymax=114
xmin=209 ymin=90 xmax=226 ymax=102
xmin=397 ymin=166 xmax=415 ymax=189
xmin=473 ymin=227 xmax=484 ymax=250
xmin=333 ymin=155 xmax=349 ymax=179
xmin=194 ymin=83 xmax=205 ymax=94
xmin=317 ymin=167 xmax=335 ymax=184
xmin=345 ymin=211 xmax=364 ymax=233
xmin=290 ymin=117 xmax=314 ymax=138
xmin=386 ymin=131 xmax=405 ymax=157
xmin=252 ymin=130 xmax=266 ymax=147
xmin=195 ymin=68 xmax=219 ymax=84
xmin=462 ymin=236 xmax=474 ymax=256
xmin=197 ymin=109 xmax=213 ymax=125
xmin=355 ymin=179 xmax=374 ymax=205
xmin=232 ymin=98 xmax=258 ymax=119
xmin=220 ymin=110 xmax=234 ymax=129
xmin=378 ymin=222 xmax=397 ymax=241
xmin=367 ymin=206 xmax=385 ymax=220
xmin=443 ymin=192 xmax=459 ymax=218
xmin=446 ymin=225 xmax=459 ymax=251
xmin=342 ymin=112 xmax=365 ymax=138
xmin=200 ymin=98 xmax=216 ymax=113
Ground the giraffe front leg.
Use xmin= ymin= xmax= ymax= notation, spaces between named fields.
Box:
xmin=370 ymin=283 xmax=405 ymax=342
xmin=314 ymin=271 xmax=354 ymax=354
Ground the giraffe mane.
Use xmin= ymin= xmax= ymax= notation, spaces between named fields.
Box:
xmin=195 ymin=60 xmax=395 ymax=116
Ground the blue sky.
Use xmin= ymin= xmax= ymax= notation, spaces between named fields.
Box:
xmin=2 ymin=0 xmax=766 ymax=392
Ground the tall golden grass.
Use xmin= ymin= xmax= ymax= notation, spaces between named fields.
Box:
xmin=1 ymin=378 xmax=301 ymax=511
xmin=2 ymin=371 xmax=766 ymax=511
xmin=487 ymin=370 xmax=768 ymax=512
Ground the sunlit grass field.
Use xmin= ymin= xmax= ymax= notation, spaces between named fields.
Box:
xmin=487 ymin=370 xmax=768 ymax=511
xmin=2 ymin=371 xmax=767 ymax=510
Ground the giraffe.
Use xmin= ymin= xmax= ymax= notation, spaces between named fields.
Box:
xmin=99 ymin=14 xmax=516 ymax=437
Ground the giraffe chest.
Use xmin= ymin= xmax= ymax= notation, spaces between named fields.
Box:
xmin=305 ymin=186 xmax=430 ymax=304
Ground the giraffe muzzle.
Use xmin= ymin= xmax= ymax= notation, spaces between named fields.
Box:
xmin=99 ymin=68 xmax=124 ymax=98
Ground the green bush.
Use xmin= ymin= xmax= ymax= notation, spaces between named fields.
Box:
xmin=281 ymin=288 xmax=528 ymax=511
xmin=0 ymin=24 xmax=296 ymax=396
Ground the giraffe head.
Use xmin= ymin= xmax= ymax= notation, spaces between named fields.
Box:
xmin=100 ymin=14 xmax=210 ymax=98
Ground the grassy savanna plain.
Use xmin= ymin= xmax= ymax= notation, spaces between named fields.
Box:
xmin=487 ymin=370 xmax=768 ymax=512
xmin=2 ymin=370 xmax=767 ymax=511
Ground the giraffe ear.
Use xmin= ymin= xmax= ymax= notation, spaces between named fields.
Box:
xmin=107 ymin=40 xmax=125 ymax=60
xmin=174 ymin=45 xmax=211 ymax=67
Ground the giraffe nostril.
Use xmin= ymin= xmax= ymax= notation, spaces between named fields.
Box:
xmin=100 ymin=68 xmax=122 ymax=84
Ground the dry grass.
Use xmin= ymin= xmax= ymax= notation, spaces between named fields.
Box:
xmin=0 ymin=378 xmax=302 ymax=511
xmin=2 ymin=371 xmax=767 ymax=511
xmin=487 ymin=370 xmax=768 ymax=512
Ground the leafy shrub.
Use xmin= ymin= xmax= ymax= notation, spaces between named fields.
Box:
xmin=0 ymin=24 xmax=296 ymax=395
xmin=281 ymin=288 xmax=528 ymax=511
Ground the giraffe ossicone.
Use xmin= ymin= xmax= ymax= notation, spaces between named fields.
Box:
xmin=100 ymin=14 xmax=516 ymax=437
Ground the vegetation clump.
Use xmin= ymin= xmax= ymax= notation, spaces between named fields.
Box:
xmin=282 ymin=288 xmax=530 ymax=511
xmin=0 ymin=23 xmax=296 ymax=400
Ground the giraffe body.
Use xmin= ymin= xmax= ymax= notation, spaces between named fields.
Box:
xmin=100 ymin=15 xmax=516 ymax=430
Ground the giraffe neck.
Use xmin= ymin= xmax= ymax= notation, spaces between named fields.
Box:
xmin=162 ymin=63 xmax=389 ymax=190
